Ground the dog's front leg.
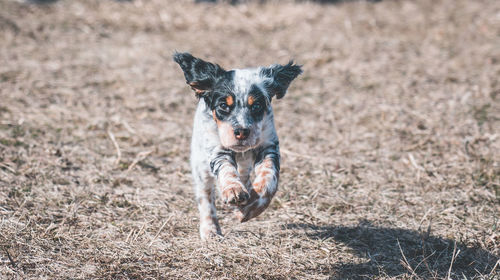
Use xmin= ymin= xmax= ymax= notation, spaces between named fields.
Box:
xmin=211 ymin=149 xmax=250 ymax=206
xmin=237 ymin=145 xmax=280 ymax=222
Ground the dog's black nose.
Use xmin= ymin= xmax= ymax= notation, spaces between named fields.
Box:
xmin=234 ymin=128 xmax=250 ymax=140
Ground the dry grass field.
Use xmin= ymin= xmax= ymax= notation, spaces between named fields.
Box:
xmin=0 ymin=0 xmax=499 ymax=279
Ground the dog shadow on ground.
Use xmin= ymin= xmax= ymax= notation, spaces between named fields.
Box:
xmin=285 ymin=221 xmax=498 ymax=279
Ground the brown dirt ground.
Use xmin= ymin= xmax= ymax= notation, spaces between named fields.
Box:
xmin=0 ymin=0 xmax=499 ymax=279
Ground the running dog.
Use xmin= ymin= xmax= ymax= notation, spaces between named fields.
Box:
xmin=173 ymin=52 xmax=302 ymax=239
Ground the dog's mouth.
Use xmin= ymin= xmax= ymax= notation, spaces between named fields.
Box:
xmin=228 ymin=144 xmax=253 ymax=153
xmin=218 ymin=128 xmax=261 ymax=153
xmin=227 ymin=139 xmax=259 ymax=152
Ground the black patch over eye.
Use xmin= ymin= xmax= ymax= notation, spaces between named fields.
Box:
xmin=247 ymin=85 xmax=267 ymax=122
xmin=218 ymin=103 xmax=230 ymax=113
xmin=251 ymin=102 xmax=263 ymax=113
xmin=210 ymin=90 xmax=235 ymax=120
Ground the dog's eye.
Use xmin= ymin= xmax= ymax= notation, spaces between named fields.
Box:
xmin=251 ymin=103 xmax=262 ymax=112
xmin=218 ymin=103 xmax=230 ymax=112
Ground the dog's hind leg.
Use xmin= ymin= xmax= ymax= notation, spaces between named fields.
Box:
xmin=192 ymin=167 xmax=221 ymax=240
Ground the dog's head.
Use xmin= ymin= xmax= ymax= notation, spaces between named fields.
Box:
xmin=173 ymin=52 xmax=302 ymax=152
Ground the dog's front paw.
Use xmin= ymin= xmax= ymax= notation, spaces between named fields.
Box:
xmin=222 ymin=182 xmax=250 ymax=206
xmin=235 ymin=189 xmax=272 ymax=223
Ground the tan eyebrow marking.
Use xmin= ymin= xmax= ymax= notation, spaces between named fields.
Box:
xmin=226 ymin=96 xmax=234 ymax=106
xmin=248 ymin=96 xmax=255 ymax=106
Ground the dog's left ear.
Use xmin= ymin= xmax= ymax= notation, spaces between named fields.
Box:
xmin=173 ymin=52 xmax=226 ymax=97
xmin=260 ymin=61 xmax=302 ymax=99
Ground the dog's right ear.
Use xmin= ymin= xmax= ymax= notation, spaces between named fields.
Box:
xmin=260 ymin=61 xmax=302 ymax=100
xmin=173 ymin=52 xmax=225 ymax=97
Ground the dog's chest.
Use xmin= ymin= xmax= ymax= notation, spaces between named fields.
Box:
xmin=234 ymin=151 xmax=255 ymax=175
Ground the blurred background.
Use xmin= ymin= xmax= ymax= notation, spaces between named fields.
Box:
xmin=0 ymin=0 xmax=498 ymax=279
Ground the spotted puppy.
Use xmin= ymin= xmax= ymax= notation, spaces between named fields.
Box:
xmin=173 ymin=52 xmax=302 ymax=239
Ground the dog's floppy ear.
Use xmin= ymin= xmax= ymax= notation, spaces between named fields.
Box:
xmin=260 ymin=61 xmax=302 ymax=99
xmin=173 ymin=52 xmax=226 ymax=97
